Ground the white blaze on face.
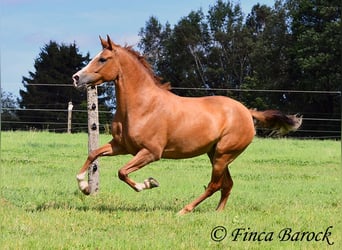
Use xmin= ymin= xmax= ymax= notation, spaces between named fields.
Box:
xmin=73 ymin=51 xmax=103 ymax=87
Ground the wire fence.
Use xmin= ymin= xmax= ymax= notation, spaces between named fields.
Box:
xmin=1 ymin=85 xmax=341 ymax=139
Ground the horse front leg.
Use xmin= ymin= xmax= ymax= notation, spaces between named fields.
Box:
xmin=118 ymin=148 xmax=160 ymax=192
xmin=76 ymin=140 xmax=124 ymax=195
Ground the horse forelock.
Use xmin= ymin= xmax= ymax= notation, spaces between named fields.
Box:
xmin=123 ymin=45 xmax=171 ymax=91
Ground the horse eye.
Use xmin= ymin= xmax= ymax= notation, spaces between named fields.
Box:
xmin=99 ymin=57 xmax=107 ymax=63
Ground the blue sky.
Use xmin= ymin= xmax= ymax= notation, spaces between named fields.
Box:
xmin=1 ymin=0 xmax=273 ymax=96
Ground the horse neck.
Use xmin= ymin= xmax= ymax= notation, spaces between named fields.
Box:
xmin=114 ymin=49 xmax=160 ymax=113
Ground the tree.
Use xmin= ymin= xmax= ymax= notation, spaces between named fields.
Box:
xmin=138 ymin=16 xmax=167 ymax=73
xmin=139 ymin=11 xmax=211 ymax=96
xmin=1 ymin=89 xmax=19 ymax=130
xmin=18 ymin=41 xmax=112 ymax=132
xmin=167 ymin=10 xmax=211 ymax=96
xmin=207 ymin=0 xmax=248 ymax=92
xmin=286 ymin=0 xmax=341 ymax=136
xmin=139 ymin=1 xmax=252 ymax=97
xmin=287 ymin=0 xmax=341 ymax=92
xmin=243 ymin=2 xmax=293 ymax=110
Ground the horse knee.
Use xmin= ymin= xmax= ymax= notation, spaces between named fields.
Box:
xmin=87 ymin=150 xmax=97 ymax=162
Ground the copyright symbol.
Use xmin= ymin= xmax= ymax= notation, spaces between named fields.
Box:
xmin=211 ymin=226 xmax=227 ymax=242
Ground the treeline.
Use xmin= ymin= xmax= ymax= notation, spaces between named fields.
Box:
xmin=1 ymin=0 xmax=341 ymax=138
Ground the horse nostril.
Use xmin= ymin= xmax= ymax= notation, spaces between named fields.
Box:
xmin=73 ymin=75 xmax=79 ymax=81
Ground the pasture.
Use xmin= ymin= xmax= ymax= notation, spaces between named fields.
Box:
xmin=1 ymin=131 xmax=341 ymax=249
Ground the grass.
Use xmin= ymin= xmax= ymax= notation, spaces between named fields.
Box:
xmin=0 ymin=131 xmax=341 ymax=249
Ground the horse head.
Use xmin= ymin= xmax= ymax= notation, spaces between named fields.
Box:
xmin=72 ymin=35 xmax=120 ymax=89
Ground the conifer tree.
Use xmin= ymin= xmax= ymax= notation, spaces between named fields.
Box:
xmin=19 ymin=41 xmax=112 ymax=131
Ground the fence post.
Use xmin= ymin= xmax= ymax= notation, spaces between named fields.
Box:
xmin=67 ymin=101 xmax=73 ymax=134
xmin=87 ymin=86 xmax=99 ymax=194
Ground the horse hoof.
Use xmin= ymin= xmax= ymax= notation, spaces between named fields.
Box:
xmin=146 ymin=177 xmax=159 ymax=189
xmin=178 ymin=205 xmax=192 ymax=215
xmin=81 ymin=187 xmax=90 ymax=195
xmin=178 ymin=209 xmax=188 ymax=216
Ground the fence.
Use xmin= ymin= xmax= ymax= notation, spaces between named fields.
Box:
xmin=1 ymin=86 xmax=341 ymax=139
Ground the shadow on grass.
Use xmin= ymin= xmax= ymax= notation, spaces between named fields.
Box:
xmin=29 ymin=200 xmax=184 ymax=214
xmin=26 ymin=190 xmax=186 ymax=214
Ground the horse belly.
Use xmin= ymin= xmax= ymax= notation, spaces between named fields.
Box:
xmin=162 ymin=118 xmax=220 ymax=159
xmin=162 ymin=141 xmax=216 ymax=159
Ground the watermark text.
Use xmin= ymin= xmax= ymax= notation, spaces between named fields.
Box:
xmin=210 ymin=226 xmax=334 ymax=245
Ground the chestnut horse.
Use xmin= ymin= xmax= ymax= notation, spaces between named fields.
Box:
xmin=72 ymin=36 xmax=302 ymax=215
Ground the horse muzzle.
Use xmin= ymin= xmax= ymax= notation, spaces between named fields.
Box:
xmin=72 ymin=74 xmax=80 ymax=87
xmin=72 ymin=73 xmax=90 ymax=90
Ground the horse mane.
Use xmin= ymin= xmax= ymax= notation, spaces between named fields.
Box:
xmin=123 ymin=45 xmax=171 ymax=91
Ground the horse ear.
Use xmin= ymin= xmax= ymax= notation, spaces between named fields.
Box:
xmin=99 ymin=35 xmax=108 ymax=49
xmin=99 ymin=35 xmax=117 ymax=50
xmin=106 ymin=35 xmax=114 ymax=51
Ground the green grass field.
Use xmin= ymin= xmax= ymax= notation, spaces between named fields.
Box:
xmin=1 ymin=131 xmax=341 ymax=249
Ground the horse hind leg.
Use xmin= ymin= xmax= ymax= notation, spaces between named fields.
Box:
xmin=216 ymin=167 xmax=233 ymax=211
xmin=178 ymin=185 xmax=217 ymax=215
xmin=178 ymin=153 xmax=226 ymax=215
xmin=178 ymin=152 xmax=238 ymax=215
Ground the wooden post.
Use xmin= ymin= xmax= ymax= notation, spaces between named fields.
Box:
xmin=67 ymin=101 xmax=73 ymax=134
xmin=87 ymin=86 xmax=99 ymax=194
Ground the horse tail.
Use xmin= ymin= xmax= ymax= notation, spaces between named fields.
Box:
xmin=249 ymin=109 xmax=303 ymax=136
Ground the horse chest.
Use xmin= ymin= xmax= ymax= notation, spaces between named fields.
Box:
xmin=111 ymin=118 xmax=156 ymax=154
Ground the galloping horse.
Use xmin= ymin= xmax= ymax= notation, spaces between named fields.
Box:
xmin=72 ymin=36 xmax=302 ymax=215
